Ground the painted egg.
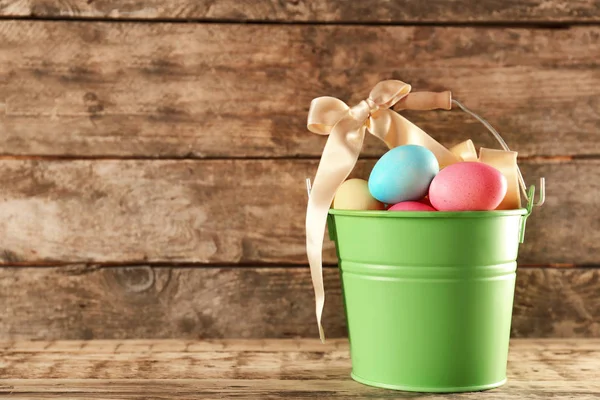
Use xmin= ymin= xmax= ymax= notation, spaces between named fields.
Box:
xmin=429 ymin=162 xmax=507 ymax=211
xmin=333 ymin=179 xmax=385 ymax=210
xmin=388 ymin=201 xmax=436 ymax=211
xmin=368 ymin=145 xmax=439 ymax=204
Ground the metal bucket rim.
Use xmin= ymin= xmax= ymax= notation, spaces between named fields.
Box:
xmin=328 ymin=208 xmax=528 ymax=219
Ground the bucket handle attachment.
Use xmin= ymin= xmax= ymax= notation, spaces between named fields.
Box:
xmin=519 ymin=185 xmax=535 ymax=243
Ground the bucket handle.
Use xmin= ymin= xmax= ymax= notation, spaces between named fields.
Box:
xmin=452 ymin=99 xmax=545 ymax=210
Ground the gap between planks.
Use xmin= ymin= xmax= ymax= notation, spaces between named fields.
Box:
xmin=0 ymin=15 xmax=596 ymax=28
xmin=0 ymin=263 xmax=598 ymax=268
xmin=3 ymin=338 xmax=600 ymax=353
xmin=0 ymin=155 xmax=594 ymax=162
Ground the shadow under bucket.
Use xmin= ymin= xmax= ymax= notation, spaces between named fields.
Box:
xmin=327 ymin=208 xmax=530 ymax=392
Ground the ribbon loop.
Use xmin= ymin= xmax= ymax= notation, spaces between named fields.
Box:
xmin=307 ymin=97 xmax=350 ymax=135
xmin=369 ymin=80 xmax=412 ymax=109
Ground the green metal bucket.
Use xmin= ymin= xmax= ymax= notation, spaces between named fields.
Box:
xmin=327 ymin=208 xmax=530 ymax=392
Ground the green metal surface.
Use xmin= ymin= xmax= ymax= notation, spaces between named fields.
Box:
xmin=327 ymin=208 xmax=529 ymax=392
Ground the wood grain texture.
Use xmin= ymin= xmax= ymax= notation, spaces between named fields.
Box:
xmin=1 ymin=21 xmax=599 ymax=158
xmin=1 ymin=266 xmax=598 ymax=340
xmin=1 ymin=0 xmax=599 ymax=22
xmin=0 ymin=339 xmax=599 ymax=399
xmin=1 ymin=338 xmax=599 ymax=380
xmin=0 ymin=159 xmax=597 ymax=265
xmin=1 ymin=380 xmax=598 ymax=400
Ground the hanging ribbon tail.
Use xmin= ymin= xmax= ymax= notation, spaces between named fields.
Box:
xmin=306 ymin=117 xmax=368 ymax=342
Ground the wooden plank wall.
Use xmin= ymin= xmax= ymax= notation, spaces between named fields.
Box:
xmin=0 ymin=1 xmax=599 ymax=340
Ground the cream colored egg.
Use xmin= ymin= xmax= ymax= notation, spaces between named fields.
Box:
xmin=333 ymin=179 xmax=385 ymax=210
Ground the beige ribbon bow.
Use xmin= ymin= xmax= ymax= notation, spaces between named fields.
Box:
xmin=306 ymin=80 xmax=456 ymax=342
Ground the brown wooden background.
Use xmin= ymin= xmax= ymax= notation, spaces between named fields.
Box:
xmin=0 ymin=1 xmax=599 ymax=340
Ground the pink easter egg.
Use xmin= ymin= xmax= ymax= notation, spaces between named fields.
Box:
xmin=429 ymin=162 xmax=507 ymax=211
xmin=388 ymin=201 xmax=436 ymax=211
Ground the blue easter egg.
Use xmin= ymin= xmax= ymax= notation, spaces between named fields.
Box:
xmin=368 ymin=145 xmax=439 ymax=204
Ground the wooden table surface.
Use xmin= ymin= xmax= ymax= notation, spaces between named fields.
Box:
xmin=0 ymin=339 xmax=598 ymax=399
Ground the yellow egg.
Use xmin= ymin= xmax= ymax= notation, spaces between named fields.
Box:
xmin=333 ymin=179 xmax=385 ymax=210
